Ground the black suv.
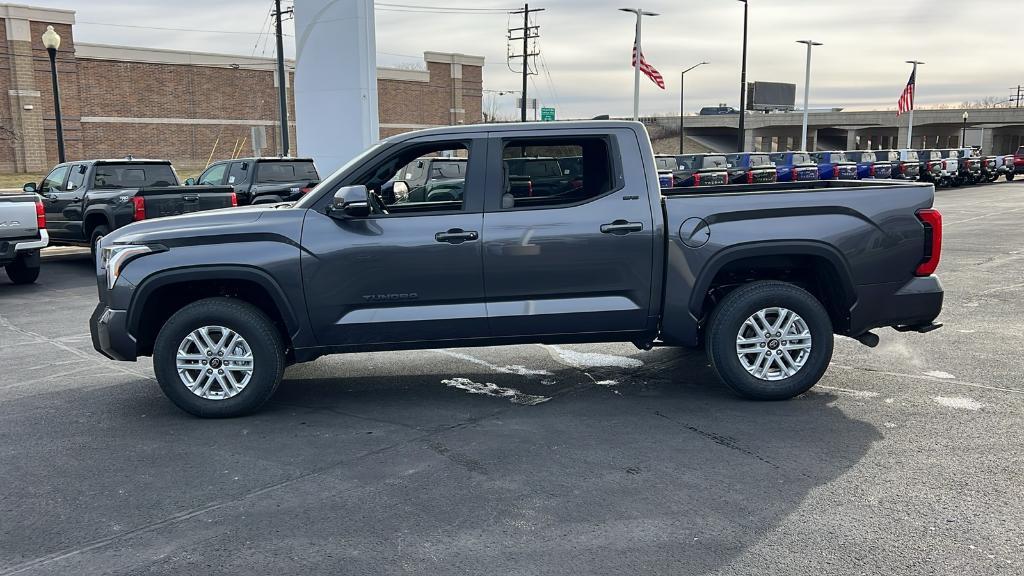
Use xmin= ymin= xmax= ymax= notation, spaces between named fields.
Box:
xmin=189 ymin=157 xmax=320 ymax=205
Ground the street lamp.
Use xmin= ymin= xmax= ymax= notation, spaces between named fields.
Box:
xmin=41 ymin=25 xmax=65 ymax=163
xmin=736 ymin=0 xmax=749 ymax=152
xmin=962 ymin=110 xmax=969 ymax=146
xmin=679 ymin=61 xmax=709 ymax=153
xmin=619 ymin=8 xmax=659 ymax=121
xmin=796 ymin=40 xmax=822 ymax=152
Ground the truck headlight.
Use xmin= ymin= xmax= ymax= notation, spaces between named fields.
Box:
xmin=101 ymin=244 xmax=153 ymax=289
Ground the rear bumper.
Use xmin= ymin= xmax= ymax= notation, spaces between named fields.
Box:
xmin=90 ymin=303 xmax=138 ymax=361
xmin=850 ymin=276 xmax=944 ymax=336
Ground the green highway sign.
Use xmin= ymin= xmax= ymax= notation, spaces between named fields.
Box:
xmin=541 ymin=107 xmax=556 ymax=121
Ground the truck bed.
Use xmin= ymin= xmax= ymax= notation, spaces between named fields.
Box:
xmin=0 ymin=194 xmax=41 ymax=242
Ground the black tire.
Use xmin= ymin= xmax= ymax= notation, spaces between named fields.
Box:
xmin=89 ymin=224 xmax=109 ymax=259
xmin=4 ymin=252 xmax=40 ymax=284
xmin=153 ymin=298 xmax=285 ymax=417
xmin=1007 ymin=172 xmax=1015 ymax=182
xmin=705 ymin=280 xmax=833 ymax=401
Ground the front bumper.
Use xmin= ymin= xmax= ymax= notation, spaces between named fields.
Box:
xmin=90 ymin=303 xmax=138 ymax=361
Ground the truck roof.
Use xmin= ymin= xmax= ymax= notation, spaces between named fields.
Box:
xmin=227 ymin=157 xmax=316 ymax=163
xmin=382 ymin=120 xmax=645 ymax=144
xmin=74 ymin=158 xmax=172 ymax=165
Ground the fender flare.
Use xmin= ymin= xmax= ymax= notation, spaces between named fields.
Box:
xmin=82 ymin=206 xmax=113 ymax=234
xmin=688 ymin=240 xmax=857 ymax=319
xmin=127 ymin=265 xmax=301 ymax=341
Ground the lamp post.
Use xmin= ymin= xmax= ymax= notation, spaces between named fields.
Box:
xmin=620 ymin=8 xmax=659 ymax=121
xmin=679 ymin=61 xmax=709 ymax=153
xmin=41 ymin=25 xmax=65 ymax=164
xmin=796 ymin=40 xmax=822 ymax=152
xmin=961 ymin=110 xmax=969 ymax=146
xmin=736 ymin=0 xmax=749 ymax=152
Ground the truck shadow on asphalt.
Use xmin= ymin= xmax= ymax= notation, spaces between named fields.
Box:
xmin=3 ymin=344 xmax=882 ymax=574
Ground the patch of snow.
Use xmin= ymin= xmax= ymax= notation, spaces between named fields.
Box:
xmin=435 ymin=350 xmax=552 ymax=376
xmin=883 ymin=422 xmax=897 ymax=428
xmin=932 ymin=396 xmax=985 ymax=411
xmin=923 ymin=370 xmax=956 ymax=379
xmin=884 ymin=398 xmax=895 ymax=404
xmin=540 ymin=379 xmax=557 ymax=386
xmin=442 ymin=377 xmax=550 ymax=406
xmin=545 ymin=345 xmax=643 ymax=369
xmin=593 ymin=379 xmax=618 ymax=387
xmin=956 ymin=329 xmax=976 ymax=333
xmin=817 ymin=385 xmax=880 ymax=399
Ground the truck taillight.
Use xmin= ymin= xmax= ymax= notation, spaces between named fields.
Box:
xmin=35 ymin=200 xmax=45 ymax=229
xmin=230 ymin=192 xmax=238 ymax=207
xmin=899 ymin=163 xmax=906 ymax=174
xmin=869 ymin=164 xmax=876 ymax=177
xmin=694 ymin=172 xmax=701 ymax=186
xmin=746 ymin=171 xmax=753 ymax=184
xmin=669 ymin=174 xmax=675 ymax=187
xmin=132 ymin=196 xmax=146 ymax=221
xmin=527 ymin=180 xmax=534 ymax=196
xmin=833 ymin=165 xmax=839 ymax=179
xmin=915 ymin=208 xmax=942 ymax=276
xmin=790 ymin=167 xmax=797 ymax=181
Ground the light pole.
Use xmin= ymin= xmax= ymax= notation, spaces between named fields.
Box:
xmin=620 ymin=8 xmax=659 ymax=121
xmin=736 ymin=0 xmax=749 ymax=152
xmin=905 ymin=60 xmax=924 ymax=149
xmin=41 ymin=25 xmax=65 ymax=164
xmin=796 ymin=40 xmax=822 ymax=152
xmin=961 ymin=110 xmax=969 ymax=146
xmin=679 ymin=61 xmax=709 ymax=153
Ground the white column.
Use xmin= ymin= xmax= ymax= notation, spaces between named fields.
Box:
xmin=294 ymin=0 xmax=379 ymax=175
xmin=800 ymin=43 xmax=812 ymax=150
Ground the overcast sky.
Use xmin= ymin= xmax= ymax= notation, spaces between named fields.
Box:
xmin=31 ymin=0 xmax=1021 ymax=119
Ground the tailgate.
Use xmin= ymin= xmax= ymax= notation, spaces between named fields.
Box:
xmin=136 ymin=186 xmax=235 ymax=219
xmin=0 ymin=195 xmax=39 ymax=241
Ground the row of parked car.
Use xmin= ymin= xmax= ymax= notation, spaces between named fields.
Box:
xmin=655 ymin=147 xmax=1023 ymax=189
xmin=0 ymin=156 xmax=321 ymax=284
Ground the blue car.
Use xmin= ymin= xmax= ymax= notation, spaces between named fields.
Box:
xmin=813 ymin=151 xmax=858 ymax=180
xmin=769 ymin=152 xmax=818 ymax=182
xmin=846 ymin=151 xmax=894 ymax=179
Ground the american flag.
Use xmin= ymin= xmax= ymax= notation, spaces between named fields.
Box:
xmin=632 ymin=37 xmax=665 ymax=89
xmin=896 ymin=68 xmax=916 ymax=116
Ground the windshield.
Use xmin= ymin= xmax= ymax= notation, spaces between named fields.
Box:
xmin=655 ymin=157 xmax=678 ymax=170
xmin=257 ymin=161 xmax=319 ymax=183
xmin=293 ymin=143 xmax=385 ymax=209
xmin=92 ymin=163 xmax=177 ymax=189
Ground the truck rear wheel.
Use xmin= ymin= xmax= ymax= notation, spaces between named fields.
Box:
xmin=4 ymin=252 xmax=40 ymax=284
xmin=705 ymin=281 xmax=833 ymax=400
xmin=153 ymin=298 xmax=285 ymax=417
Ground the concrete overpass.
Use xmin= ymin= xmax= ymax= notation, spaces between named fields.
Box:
xmin=648 ymin=108 xmax=1024 ymax=154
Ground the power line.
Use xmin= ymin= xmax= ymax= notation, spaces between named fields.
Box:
xmin=377 ymin=3 xmax=515 ymax=12
xmin=508 ymin=4 xmax=543 ymax=122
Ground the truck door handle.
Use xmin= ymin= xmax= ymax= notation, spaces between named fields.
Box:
xmin=45 ymin=194 xmax=58 ymax=201
xmin=600 ymin=220 xmax=643 ymax=235
xmin=434 ymin=228 xmax=479 ymax=244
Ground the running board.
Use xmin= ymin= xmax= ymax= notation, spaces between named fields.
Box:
xmin=893 ymin=322 xmax=943 ymax=334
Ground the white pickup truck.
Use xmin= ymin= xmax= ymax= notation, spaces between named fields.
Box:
xmin=0 ymin=193 xmax=48 ymax=284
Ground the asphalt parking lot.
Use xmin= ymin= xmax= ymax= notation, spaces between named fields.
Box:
xmin=1 ymin=182 xmax=1022 ymax=575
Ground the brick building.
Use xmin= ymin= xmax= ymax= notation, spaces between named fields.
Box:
xmin=0 ymin=3 xmax=483 ymax=173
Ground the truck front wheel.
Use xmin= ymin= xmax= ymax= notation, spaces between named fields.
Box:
xmin=4 ymin=252 xmax=40 ymax=284
xmin=705 ymin=281 xmax=833 ymax=400
xmin=153 ymin=298 xmax=285 ymax=417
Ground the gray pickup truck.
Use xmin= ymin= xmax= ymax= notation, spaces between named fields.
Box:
xmin=0 ymin=193 xmax=48 ymax=284
xmin=90 ymin=121 xmax=944 ymax=418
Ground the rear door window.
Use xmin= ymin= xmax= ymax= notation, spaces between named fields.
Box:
xmin=93 ymin=164 xmax=177 ymax=189
xmin=66 ymin=164 xmax=88 ymax=191
xmin=228 ymin=161 xmax=249 ymax=185
xmin=499 ymin=136 xmax=618 ymax=209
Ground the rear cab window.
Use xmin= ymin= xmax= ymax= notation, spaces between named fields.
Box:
xmin=255 ymin=161 xmax=319 ymax=183
xmin=655 ymin=156 xmax=678 ymax=171
xmin=93 ymin=163 xmax=177 ymax=189
xmin=701 ymin=155 xmax=728 ymax=170
xmin=789 ymin=153 xmax=812 ymax=165
xmin=749 ymin=154 xmax=771 ymax=167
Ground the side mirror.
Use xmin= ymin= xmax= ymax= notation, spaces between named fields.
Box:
xmin=392 ymin=181 xmax=409 ymax=203
xmin=22 ymin=182 xmax=37 ymax=193
xmin=184 ymin=177 xmax=196 ymax=186
xmin=330 ymin=185 xmax=370 ymax=218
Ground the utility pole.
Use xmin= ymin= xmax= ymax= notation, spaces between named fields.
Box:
xmin=274 ymin=0 xmax=292 ymax=156
xmin=509 ymin=4 xmax=543 ymax=122
xmin=905 ymin=60 xmax=924 ymax=150
xmin=736 ymin=0 xmax=749 ymax=152
xmin=1012 ymin=85 xmax=1022 ymax=108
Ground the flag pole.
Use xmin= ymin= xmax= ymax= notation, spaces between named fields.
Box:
xmin=905 ymin=60 xmax=924 ymax=149
xmin=633 ymin=12 xmax=641 ymax=121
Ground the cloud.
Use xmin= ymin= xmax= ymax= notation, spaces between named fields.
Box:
xmin=29 ymin=0 xmax=1017 ymax=118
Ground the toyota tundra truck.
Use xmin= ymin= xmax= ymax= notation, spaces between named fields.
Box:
xmin=0 ymin=193 xmax=48 ymax=284
xmin=90 ymin=121 xmax=944 ymax=418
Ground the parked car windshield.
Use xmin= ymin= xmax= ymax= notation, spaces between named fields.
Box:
xmin=257 ymin=160 xmax=319 ymax=183
xmin=92 ymin=163 xmax=178 ymax=189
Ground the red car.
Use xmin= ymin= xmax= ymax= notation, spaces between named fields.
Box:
xmin=1014 ymin=146 xmax=1024 ymax=175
